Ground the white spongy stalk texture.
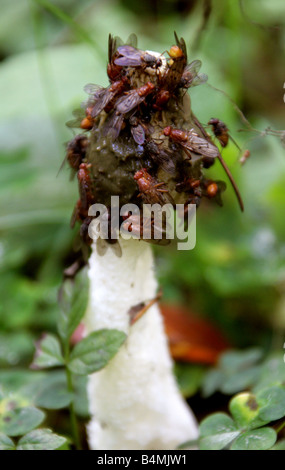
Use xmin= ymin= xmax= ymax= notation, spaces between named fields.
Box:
xmin=85 ymin=238 xmax=198 ymax=450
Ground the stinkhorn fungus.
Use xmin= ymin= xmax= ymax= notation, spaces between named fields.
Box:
xmin=65 ymin=32 xmax=243 ymax=450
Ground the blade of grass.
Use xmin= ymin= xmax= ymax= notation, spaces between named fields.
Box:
xmin=29 ymin=0 xmax=63 ymax=152
xmin=32 ymin=0 xmax=104 ymax=57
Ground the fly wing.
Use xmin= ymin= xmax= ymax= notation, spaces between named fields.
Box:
xmin=126 ymin=33 xmax=138 ymax=48
xmin=181 ymin=60 xmax=201 ymax=85
xmin=114 ymin=56 xmax=142 ymax=67
xmin=108 ymin=34 xmax=123 ymax=62
xmin=191 ymin=73 xmax=208 ymax=87
xmin=181 ymin=61 xmax=208 ymax=88
xmin=185 ymin=59 xmax=202 ymax=74
xmin=144 ymin=141 xmax=178 ymax=174
xmin=103 ymin=112 xmax=125 ymax=140
xmin=57 ymin=156 xmax=68 ymax=177
xmin=83 ymin=84 xmax=108 ymax=118
xmin=115 ymin=90 xmax=144 ymax=114
xmin=185 ymin=132 xmax=219 ymax=158
xmin=90 ymin=89 xmax=116 ymax=118
xmin=70 ymin=202 xmax=79 ymax=229
xmin=66 ymin=119 xmax=82 ymax=129
xmin=157 ymin=188 xmax=175 ymax=206
xmin=108 ymin=34 xmax=137 ymax=62
xmin=157 ymin=156 xmax=176 ymax=174
xmin=114 ymin=45 xmax=142 ymax=66
xmin=131 ymin=123 xmax=145 ymax=145
xmin=84 ymin=83 xmax=104 ymax=96
xmin=82 ymin=83 xmax=108 ymax=117
xmin=174 ymin=32 xmax=187 ymax=61
xmin=117 ymin=45 xmax=139 ymax=56
xmin=66 ymin=109 xmax=85 ymax=128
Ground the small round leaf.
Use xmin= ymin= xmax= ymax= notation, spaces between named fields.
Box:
xmin=35 ymin=382 xmax=73 ymax=410
xmin=257 ymin=386 xmax=285 ymax=422
xmin=17 ymin=429 xmax=67 ymax=450
xmin=0 ymin=433 xmax=15 ymax=450
xmin=68 ymin=329 xmax=127 ymax=375
xmin=231 ymin=427 xmax=277 ymax=451
xmin=199 ymin=413 xmax=240 ymax=450
xmin=31 ymin=334 xmax=64 ymax=370
xmin=0 ymin=406 xmax=45 ymax=437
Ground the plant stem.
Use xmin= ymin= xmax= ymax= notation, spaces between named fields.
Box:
xmin=276 ymin=420 xmax=285 ymax=434
xmin=64 ymin=343 xmax=82 ymax=450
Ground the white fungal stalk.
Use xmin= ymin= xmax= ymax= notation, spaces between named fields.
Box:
xmin=84 ymin=238 xmax=199 ymax=450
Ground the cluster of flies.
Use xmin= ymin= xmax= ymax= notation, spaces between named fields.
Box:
xmin=65 ymin=33 xmax=244 ymax=249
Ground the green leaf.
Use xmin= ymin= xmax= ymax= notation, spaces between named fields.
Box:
xmin=253 ymin=354 xmax=285 ymax=392
xmin=31 ymin=334 xmax=64 ymax=369
xmin=221 ymin=365 xmax=262 ymax=395
xmin=177 ymin=439 xmax=199 ymax=450
xmin=229 ymin=392 xmax=267 ymax=430
xmin=68 ymin=329 xmax=127 ymax=376
xmin=271 ymin=439 xmax=285 ymax=450
xmin=0 ymin=406 xmax=45 ymax=437
xmin=199 ymin=413 xmax=240 ymax=450
xmin=0 ymin=370 xmax=46 ymax=398
xmin=0 ymin=370 xmax=68 ymax=407
xmin=219 ymin=348 xmax=263 ymax=373
xmin=0 ymin=331 xmax=34 ymax=367
xmin=174 ymin=364 xmax=206 ymax=398
xmin=17 ymin=428 xmax=67 ymax=450
xmin=202 ymin=348 xmax=264 ymax=397
xmin=257 ymin=386 xmax=285 ymax=422
xmin=57 ymin=272 xmax=89 ymax=342
xmin=0 ymin=45 xmax=106 ymax=119
xmin=202 ymin=370 xmax=226 ymax=398
xmin=35 ymin=381 xmax=73 ymax=410
xmin=0 ymin=433 xmax=15 ymax=450
xmin=0 ymin=395 xmax=31 ymax=414
xmin=231 ymin=427 xmax=277 ymax=451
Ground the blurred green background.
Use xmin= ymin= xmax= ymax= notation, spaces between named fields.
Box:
xmin=0 ymin=0 xmax=285 ymax=386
